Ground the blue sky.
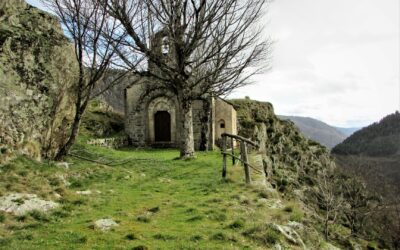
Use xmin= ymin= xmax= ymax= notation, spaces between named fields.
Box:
xmin=27 ymin=0 xmax=399 ymax=127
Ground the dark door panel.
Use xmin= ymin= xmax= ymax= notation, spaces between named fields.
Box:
xmin=154 ymin=111 xmax=171 ymax=142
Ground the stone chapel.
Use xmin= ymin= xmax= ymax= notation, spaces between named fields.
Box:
xmin=124 ymin=30 xmax=237 ymax=150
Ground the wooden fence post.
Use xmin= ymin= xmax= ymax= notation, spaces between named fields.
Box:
xmin=222 ymin=135 xmax=227 ymax=179
xmin=241 ymin=142 xmax=251 ymax=184
xmin=231 ymin=137 xmax=235 ymax=165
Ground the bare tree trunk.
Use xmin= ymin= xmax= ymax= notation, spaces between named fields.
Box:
xmin=324 ymin=213 xmax=329 ymax=240
xmin=54 ymin=96 xmax=89 ymax=161
xmin=199 ymin=98 xmax=211 ymax=151
xmin=179 ymin=98 xmax=195 ymax=158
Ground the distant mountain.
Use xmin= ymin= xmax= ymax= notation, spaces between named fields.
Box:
xmin=332 ymin=112 xmax=400 ymax=157
xmin=278 ymin=115 xmax=347 ymax=149
xmin=334 ymin=127 xmax=361 ymax=136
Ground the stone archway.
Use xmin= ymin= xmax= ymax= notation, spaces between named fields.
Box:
xmin=154 ymin=111 xmax=171 ymax=142
xmin=147 ymin=96 xmax=177 ymax=144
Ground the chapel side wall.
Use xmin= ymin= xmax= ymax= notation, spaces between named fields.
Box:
xmin=215 ymin=99 xmax=236 ymax=140
xmin=125 ymin=83 xmax=147 ymax=146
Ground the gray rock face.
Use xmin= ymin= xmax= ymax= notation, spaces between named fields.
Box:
xmin=0 ymin=1 xmax=77 ymax=162
xmin=0 ymin=193 xmax=59 ymax=216
xmin=272 ymin=223 xmax=306 ymax=248
xmin=94 ymin=218 xmax=119 ymax=231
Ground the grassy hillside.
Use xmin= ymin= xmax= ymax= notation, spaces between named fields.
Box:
xmin=1 ymin=143 xmax=335 ymax=250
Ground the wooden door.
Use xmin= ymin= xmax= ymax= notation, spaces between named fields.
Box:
xmin=154 ymin=111 xmax=171 ymax=142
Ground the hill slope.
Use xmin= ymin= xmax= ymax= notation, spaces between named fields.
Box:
xmin=332 ymin=112 xmax=400 ymax=195
xmin=278 ymin=115 xmax=347 ymax=149
xmin=332 ymin=112 xmax=400 ymax=157
xmin=333 ymin=127 xmax=360 ymax=137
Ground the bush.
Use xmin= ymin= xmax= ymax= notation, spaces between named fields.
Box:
xmin=243 ymin=225 xmax=281 ymax=246
xmin=187 ymin=215 xmax=203 ymax=222
xmin=229 ymin=219 xmax=245 ymax=229
xmin=190 ymin=235 xmax=203 ymax=242
xmin=16 ymin=232 xmax=33 ymax=241
xmin=136 ymin=215 xmax=151 ymax=223
xmin=283 ymin=205 xmax=293 ymax=212
xmin=210 ymin=232 xmax=227 ymax=241
xmin=208 ymin=213 xmax=227 ymax=222
xmin=153 ymin=233 xmax=176 ymax=241
xmin=52 ymin=209 xmax=70 ymax=218
xmin=131 ymin=246 xmax=148 ymax=250
xmin=15 ymin=215 xmax=27 ymax=222
xmin=289 ymin=210 xmax=303 ymax=222
xmin=125 ymin=233 xmax=137 ymax=240
xmin=148 ymin=206 xmax=160 ymax=213
xmin=0 ymin=212 xmax=6 ymax=223
xmin=29 ymin=210 xmax=50 ymax=222
xmin=264 ymin=228 xmax=280 ymax=245
xmin=258 ymin=190 xmax=269 ymax=199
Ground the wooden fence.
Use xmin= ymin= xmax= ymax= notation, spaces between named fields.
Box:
xmin=221 ymin=133 xmax=264 ymax=184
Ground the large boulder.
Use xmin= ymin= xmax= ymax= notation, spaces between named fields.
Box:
xmin=0 ymin=1 xmax=77 ymax=162
xmin=231 ymin=98 xmax=334 ymax=189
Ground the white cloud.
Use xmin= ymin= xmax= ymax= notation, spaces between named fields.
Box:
xmin=230 ymin=0 xmax=399 ymax=127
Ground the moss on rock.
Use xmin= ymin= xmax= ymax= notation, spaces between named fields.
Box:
xmin=0 ymin=1 xmax=78 ymax=162
xmin=231 ymin=98 xmax=334 ymax=189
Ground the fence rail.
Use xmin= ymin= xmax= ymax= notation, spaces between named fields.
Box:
xmin=220 ymin=133 xmax=261 ymax=184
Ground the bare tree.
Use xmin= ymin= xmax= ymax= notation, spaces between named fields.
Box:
xmin=339 ymin=175 xmax=379 ymax=236
xmin=313 ymin=165 xmax=343 ymax=240
xmin=43 ymin=0 xmax=126 ymax=160
xmin=105 ymin=0 xmax=272 ymax=158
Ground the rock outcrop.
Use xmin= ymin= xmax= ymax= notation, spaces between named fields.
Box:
xmin=231 ymin=98 xmax=334 ymax=189
xmin=0 ymin=193 xmax=59 ymax=216
xmin=0 ymin=0 xmax=77 ymax=162
xmin=94 ymin=218 xmax=119 ymax=231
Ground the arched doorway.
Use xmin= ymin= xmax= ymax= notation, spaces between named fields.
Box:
xmin=154 ymin=111 xmax=171 ymax=142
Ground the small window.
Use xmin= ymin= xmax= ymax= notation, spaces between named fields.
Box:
xmin=220 ymin=123 xmax=225 ymax=129
xmin=162 ymin=36 xmax=169 ymax=54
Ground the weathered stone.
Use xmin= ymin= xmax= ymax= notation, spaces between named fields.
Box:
xmin=321 ymin=242 xmax=342 ymax=250
xmin=94 ymin=218 xmax=118 ymax=231
xmin=0 ymin=1 xmax=78 ymax=163
xmin=272 ymin=223 xmax=306 ymax=248
xmin=260 ymin=198 xmax=284 ymax=209
xmin=76 ymin=190 xmax=92 ymax=195
xmin=55 ymin=174 xmax=71 ymax=186
xmin=231 ymin=99 xmax=335 ymax=190
xmin=56 ymin=162 xmax=70 ymax=170
xmin=0 ymin=193 xmax=59 ymax=216
xmin=87 ymin=136 xmax=128 ymax=149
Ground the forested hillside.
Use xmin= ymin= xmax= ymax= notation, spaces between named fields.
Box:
xmin=332 ymin=112 xmax=400 ymax=156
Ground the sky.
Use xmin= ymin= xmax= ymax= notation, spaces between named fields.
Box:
xmin=27 ymin=0 xmax=400 ymax=128
xmin=229 ymin=0 xmax=400 ymax=128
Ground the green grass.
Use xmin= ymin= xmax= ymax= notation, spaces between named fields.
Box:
xmin=0 ymin=141 xmax=307 ymax=250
